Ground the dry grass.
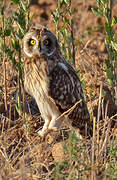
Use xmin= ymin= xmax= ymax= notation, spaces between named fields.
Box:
xmin=0 ymin=112 xmax=117 ymax=179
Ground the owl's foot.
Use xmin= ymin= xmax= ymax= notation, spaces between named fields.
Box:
xmin=38 ymin=119 xmax=50 ymax=137
xmin=48 ymin=126 xmax=58 ymax=131
xmin=48 ymin=118 xmax=63 ymax=130
xmin=37 ymin=127 xmax=57 ymax=137
xmin=37 ymin=118 xmax=61 ymax=137
xmin=38 ymin=128 xmax=57 ymax=138
xmin=38 ymin=130 xmax=47 ymax=137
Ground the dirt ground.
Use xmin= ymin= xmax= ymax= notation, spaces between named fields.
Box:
xmin=0 ymin=0 xmax=117 ymax=180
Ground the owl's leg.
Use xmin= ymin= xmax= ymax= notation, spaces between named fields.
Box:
xmin=38 ymin=119 xmax=50 ymax=136
xmin=48 ymin=116 xmax=63 ymax=131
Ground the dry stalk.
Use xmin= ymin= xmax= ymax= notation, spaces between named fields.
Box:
xmin=91 ymin=117 xmax=96 ymax=180
xmin=96 ymin=82 xmax=103 ymax=173
xmin=55 ymin=99 xmax=82 ymax=122
xmin=9 ymin=138 xmax=22 ymax=160
xmin=1 ymin=0 xmax=8 ymax=111
xmin=0 ymin=175 xmax=3 ymax=180
xmin=3 ymin=56 xmax=7 ymax=111
xmin=70 ymin=17 xmax=75 ymax=67
xmin=99 ymin=120 xmax=111 ymax=156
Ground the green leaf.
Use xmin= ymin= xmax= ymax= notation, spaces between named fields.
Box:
xmin=96 ymin=0 xmax=103 ymax=7
xmin=11 ymin=39 xmax=20 ymax=51
xmin=64 ymin=17 xmax=70 ymax=25
xmin=111 ymin=41 xmax=117 ymax=51
xmin=106 ymin=68 xmax=114 ymax=79
xmin=51 ymin=12 xmax=59 ymax=22
xmin=15 ymin=41 xmax=20 ymax=51
xmin=107 ymin=78 xmax=115 ymax=86
xmin=16 ymin=29 xmax=24 ymax=39
xmin=5 ymin=29 xmax=11 ymax=36
xmin=92 ymin=7 xmax=103 ymax=17
xmin=64 ymin=0 xmax=71 ymax=5
xmin=112 ymin=17 xmax=117 ymax=25
xmin=11 ymin=39 xmax=16 ymax=49
xmin=6 ymin=17 xmax=13 ymax=25
xmin=0 ymin=28 xmax=3 ymax=37
xmin=0 ymin=5 xmax=4 ymax=15
xmin=7 ymin=48 xmax=13 ymax=58
xmin=1 ymin=44 xmax=7 ymax=52
xmin=105 ymin=23 xmax=114 ymax=39
xmin=11 ymin=0 xmax=20 ymax=4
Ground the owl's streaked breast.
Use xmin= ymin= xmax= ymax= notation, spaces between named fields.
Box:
xmin=24 ymin=55 xmax=62 ymax=123
xmin=24 ymin=56 xmax=49 ymax=98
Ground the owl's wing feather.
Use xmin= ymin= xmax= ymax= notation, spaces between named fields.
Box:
xmin=48 ymin=61 xmax=90 ymax=130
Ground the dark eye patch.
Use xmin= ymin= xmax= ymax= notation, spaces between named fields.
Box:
xmin=28 ymin=38 xmax=36 ymax=46
xmin=43 ymin=38 xmax=51 ymax=46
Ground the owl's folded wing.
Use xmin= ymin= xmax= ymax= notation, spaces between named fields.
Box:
xmin=48 ymin=62 xmax=90 ymax=130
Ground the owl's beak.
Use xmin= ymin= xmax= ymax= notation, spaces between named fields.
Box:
xmin=38 ymin=41 xmax=42 ymax=55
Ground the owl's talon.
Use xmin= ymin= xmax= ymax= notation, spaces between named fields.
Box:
xmin=38 ymin=130 xmax=46 ymax=137
xmin=38 ymin=129 xmax=55 ymax=139
xmin=48 ymin=126 xmax=58 ymax=131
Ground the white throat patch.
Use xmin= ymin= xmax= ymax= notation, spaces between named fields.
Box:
xmin=47 ymin=48 xmax=56 ymax=57
xmin=24 ymin=46 xmax=33 ymax=57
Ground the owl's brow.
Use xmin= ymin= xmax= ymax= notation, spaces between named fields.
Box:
xmin=30 ymin=27 xmax=36 ymax=32
xmin=39 ymin=27 xmax=48 ymax=36
xmin=30 ymin=27 xmax=40 ymax=35
xmin=36 ymin=29 xmax=40 ymax=35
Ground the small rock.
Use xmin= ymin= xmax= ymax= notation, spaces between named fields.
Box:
xmin=52 ymin=142 xmax=64 ymax=162
xmin=46 ymin=133 xmax=54 ymax=144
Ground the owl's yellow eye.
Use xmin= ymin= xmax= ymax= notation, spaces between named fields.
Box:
xmin=30 ymin=39 xmax=36 ymax=45
xmin=43 ymin=39 xmax=49 ymax=46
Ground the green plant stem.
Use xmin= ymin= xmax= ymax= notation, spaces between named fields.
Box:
xmin=70 ymin=19 xmax=75 ymax=67
xmin=2 ymin=0 xmax=7 ymax=111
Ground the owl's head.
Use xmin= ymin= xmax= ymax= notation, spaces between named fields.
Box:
xmin=23 ymin=24 xmax=59 ymax=58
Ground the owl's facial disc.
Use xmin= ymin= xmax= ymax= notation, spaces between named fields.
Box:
xmin=23 ymin=28 xmax=58 ymax=58
xmin=39 ymin=36 xmax=56 ymax=57
xmin=23 ymin=35 xmax=39 ymax=57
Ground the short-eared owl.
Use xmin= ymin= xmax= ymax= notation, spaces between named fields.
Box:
xmin=23 ymin=24 xmax=91 ymax=137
